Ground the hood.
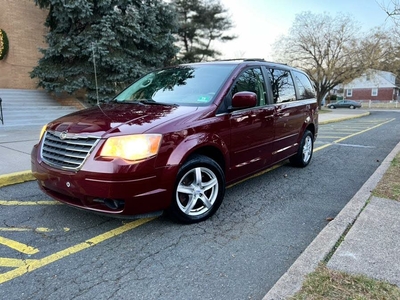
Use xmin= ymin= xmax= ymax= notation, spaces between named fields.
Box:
xmin=46 ymin=103 xmax=199 ymax=137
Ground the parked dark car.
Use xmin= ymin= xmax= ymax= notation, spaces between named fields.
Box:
xmin=328 ymin=100 xmax=361 ymax=109
xmin=31 ymin=59 xmax=318 ymax=223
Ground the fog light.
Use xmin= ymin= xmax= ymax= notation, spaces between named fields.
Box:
xmin=93 ymin=198 xmax=125 ymax=210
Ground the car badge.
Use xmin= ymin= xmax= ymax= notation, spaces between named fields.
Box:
xmin=59 ymin=131 xmax=68 ymax=140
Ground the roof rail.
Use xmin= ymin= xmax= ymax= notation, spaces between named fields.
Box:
xmin=209 ymin=58 xmax=288 ymax=66
xmin=213 ymin=58 xmax=266 ymax=62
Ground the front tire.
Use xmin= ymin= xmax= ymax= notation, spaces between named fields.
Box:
xmin=168 ymin=155 xmax=225 ymax=224
xmin=290 ymin=130 xmax=314 ymax=167
xmin=329 ymin=105 xmax=335 ymax=109
xmin=350 ymin=105 xmax=355 ymax=109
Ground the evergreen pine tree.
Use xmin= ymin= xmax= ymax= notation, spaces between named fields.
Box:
xmin=31 ymin=0 xmax=178 ymax=103
xmin=173 ymin=0 xmax=236 ymax=62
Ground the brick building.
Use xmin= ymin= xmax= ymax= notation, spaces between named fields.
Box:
xmin=0 ymin=0 xmax=47 ymax=89
xmin=344 ymin=70 xmax=399 ymax=102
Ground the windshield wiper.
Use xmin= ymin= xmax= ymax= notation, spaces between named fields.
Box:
xmin=138 ymin=100 xmax=177 ymax=106
xmin=112 ymin=100 xmax=143 ymax=104
xmin=112 ymin=99 xmax=177 ymax=106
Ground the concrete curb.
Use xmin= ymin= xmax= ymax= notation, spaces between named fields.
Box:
xmin=0 ymin=170 xmax=34 ymax=188
xmin=319 ymin=111 xmax=370 ymax=125
xmin=263 ymin=140 xmax=400 ymax=300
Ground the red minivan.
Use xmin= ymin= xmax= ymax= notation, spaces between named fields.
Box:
xmin=31 ymin=60 xmax=318 ymax=223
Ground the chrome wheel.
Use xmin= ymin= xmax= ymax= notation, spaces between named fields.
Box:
xmin=169 ymin=155 xmax=225 ymax=223
xmin=176 ymin=167 xmax=219 ymax=216
xmin=290 ymin=130 xmax=314 ymax=168
xmin=302 ymin=135 xmax=313 ymax=164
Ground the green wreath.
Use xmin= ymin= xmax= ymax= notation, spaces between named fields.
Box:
xmin=0 ymin=29 xmax=9 ymax=60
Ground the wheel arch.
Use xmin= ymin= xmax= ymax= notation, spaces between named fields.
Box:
xmin=166 ymin=133 xmax=228 ymax=173
xmin=305 ymin=123 xmax=316 ymax=138
xmin=186 ymin=146 xmax=226 ymax=173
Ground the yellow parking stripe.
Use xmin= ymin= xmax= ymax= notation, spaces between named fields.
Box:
xmin=334 ymin=118 xmax=395 ymax=143
xmin=315 ymin=118 xmax=395 ymax=151
xmin=0 ymin=217 xmax=155 ymax=284
xmin=0 ymin=258 xmax=37 ymax=268
xmin=0 ymin=200 xmax=60 ymax=206
xmin=314 ymin=144 xmax=331 ymax=152
xmin=0 ymin=236 xmax=39 ymax=255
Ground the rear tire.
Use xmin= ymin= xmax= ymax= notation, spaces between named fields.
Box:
xmin=167 ymin=155 xmax=225 ymax=224
xmin=290 ymin=130 xmax=314 ymax=168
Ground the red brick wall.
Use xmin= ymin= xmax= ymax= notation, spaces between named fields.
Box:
xmin=346 ymin=88 xmax=395 ymax=101
xmin=0 ymin=0 xmax=48 ymax=89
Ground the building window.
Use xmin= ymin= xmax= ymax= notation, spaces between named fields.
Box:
xmin=372 ymin=88 xmax=378 ymax=97
xmin=346 ymin=89 xmax=352 ymax=97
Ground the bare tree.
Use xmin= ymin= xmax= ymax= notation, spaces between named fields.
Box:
xmin=272 ymin=12 xmax=387 ymax=108
xmin=379 ymin=0 xmax=400 ymax=18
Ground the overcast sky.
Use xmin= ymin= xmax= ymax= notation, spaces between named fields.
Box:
xmin=216 ymin=0 xmax=393 ymax=60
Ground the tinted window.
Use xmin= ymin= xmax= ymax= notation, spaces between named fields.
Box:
xmin=114 ymin=64 xmax=236 ymax=106
xmin=293 ymin=71 xmax=316 ymax=99
xmin=232 ymin=68 xmax=266 ymax=106
xmin=267 ymin=69 xmax=296 ymax=103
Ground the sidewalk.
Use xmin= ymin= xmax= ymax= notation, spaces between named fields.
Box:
xmin=1 ymin=108 xmax=399 ymax=299
xmin=0 ymin=125 xmax=42 ymax=186
xmin=264 ymin=109 xmax=400 ymax=299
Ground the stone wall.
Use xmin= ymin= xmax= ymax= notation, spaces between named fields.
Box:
xmin=0 ymin=0 xmax=47 ymax=89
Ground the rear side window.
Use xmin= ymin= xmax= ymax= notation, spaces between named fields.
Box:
xmin=267 ymin=68 xmax=296 ymax=103
xmin=293 ymin=71 xmax=316 ymax=99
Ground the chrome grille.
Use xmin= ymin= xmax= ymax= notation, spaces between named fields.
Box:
xmin=41 ymin=131 xmax=99 ymax=170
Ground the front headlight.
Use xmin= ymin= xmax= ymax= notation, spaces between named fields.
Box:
xmin=100 ymin=134 xmax=162 ymax=161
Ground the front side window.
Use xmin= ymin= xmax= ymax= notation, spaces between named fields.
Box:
xmin=267 ymin=68 xmax=296 ymax=103
xmin=293 ymin=71 xmax=316 ymax=100
xmin=232 ymin=68 xmax=266 ymax=106
xmin=114 ymin=64 xmax=236 ymax=106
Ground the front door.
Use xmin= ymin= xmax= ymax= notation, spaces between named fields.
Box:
xmin=227 ymin=67 xmax=275 ymax=181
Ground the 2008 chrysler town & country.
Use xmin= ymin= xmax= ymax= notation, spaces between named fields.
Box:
xmin=31 ymin=59 xmax=318 ymax=223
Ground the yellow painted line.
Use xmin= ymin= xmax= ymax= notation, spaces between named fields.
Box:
xmin=0 ymin=171 xmax=35 ymax=188
xmin=333 ymin=118 xmax=395 ymax=144
xmin=0 ymin=227 xmax=70 ymax=233
xmin=314 ymin=144 xmax=331 ymax=152
xmin=0 ymin=218 xmax=155 ymax=284
xmin=228 ymin=163 xmax=284 ymax=188
xmin=0 ymin=200 xmax=60 ymax=206
xmin=0 ymin=236 xmax=39 ymax=255
xmin=0 ymin=258 xmax=37 ymax=268
xmin=314 ymin=118 xmax=395 ymax=151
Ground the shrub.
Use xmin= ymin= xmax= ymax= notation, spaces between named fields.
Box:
xmin=0 ymin=29 xmax=9 ymax=60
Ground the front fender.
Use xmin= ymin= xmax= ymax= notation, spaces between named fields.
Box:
xmin=166 ymin=132 xmax=230 ymax=168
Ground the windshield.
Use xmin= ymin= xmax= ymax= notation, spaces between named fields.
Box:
xmin=114 ymin=64 xmax=236 ymax=106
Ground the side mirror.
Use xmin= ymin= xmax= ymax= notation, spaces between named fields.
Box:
xmin=231 ymin=91 xmax=257 ymax=109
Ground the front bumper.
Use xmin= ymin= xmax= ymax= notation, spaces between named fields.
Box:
xmin=31 ymin=144 xmax=177 ymax=216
